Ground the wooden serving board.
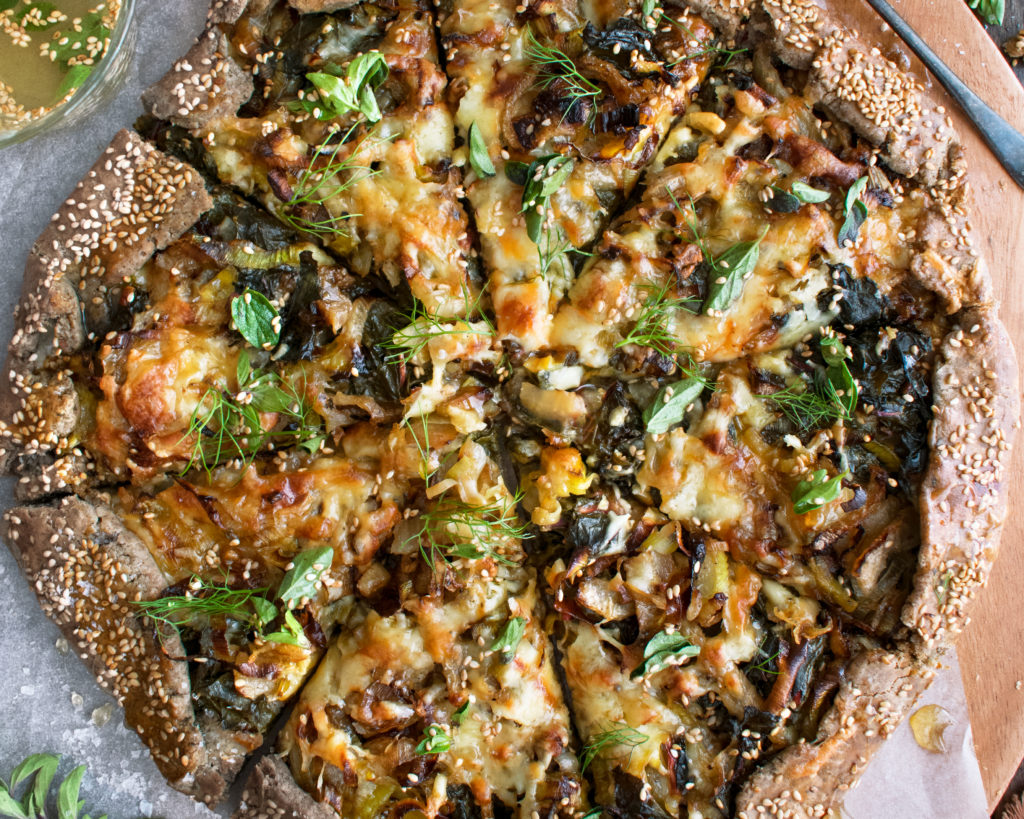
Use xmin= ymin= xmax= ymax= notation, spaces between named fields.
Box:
xmin=837 ymin=0 xmax=1024 ymax=808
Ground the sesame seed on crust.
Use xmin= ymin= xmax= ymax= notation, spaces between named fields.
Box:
xmin=904 ymin=307 xmax=1021 ymax=653
xmin=0 ymin=495 xmax=236 ymax=804
xmin=231 ymin=756 xmax=335 ymax=819
xmin=0 ymin=129 xmax=209 ymax=495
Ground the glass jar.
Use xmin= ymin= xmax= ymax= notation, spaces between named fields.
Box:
xmin=0 ymin=0 xmax=137 ymax=149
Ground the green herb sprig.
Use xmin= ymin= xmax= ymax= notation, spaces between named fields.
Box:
xmin=523 ymin=29 xmax=600 ymax=123
xmin=280 ymin=124 xmax=382 ymax=239
xmin=182 ymin=350 xmax=325 ymax=476
xmin=467 ymin=122 xmax=495 ymax=178
xmin=668 ymin=189 xmax=767 ymax=315
xmin=134 ymin=547 xmax=334 ymax=646
xmin=643 ymin=374 xmax=711 ymax=435
xmin=0 ymin=753 xmax=106 ymax=819
xmin=384 ymin=284 xmax=495 ymax=363
xmin=490 ymin=617 xmax=527 ymax=663
xmin=415 ymin=724 xmax=452 ymax=755
xmin=414 ymin=493 xmax=528 ymax=570
xmin=630 ymin=630 xmax=700 ymax=678
xmin=580 ymin=723 xmax=648 ymax=771
xmin=968 ymin=0 xmax=1004 ymax=25
xmin=837 ymin=176 xmax=869 ymax=247
xmin=293 ymin=52 xmax=389 ymax=123
xmin=791 ymin=469 xmax=849 ymax=514
xmin=231 ymin=289 xmax=280 ymax=349
xmin=765 ymin=181 xmax=831 ymax=213
xmin=614 ymin=277 xmax=700 ymax=361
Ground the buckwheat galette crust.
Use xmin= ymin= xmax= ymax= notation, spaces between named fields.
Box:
xmin=0 ymin=0 xmax=1019 ymax=816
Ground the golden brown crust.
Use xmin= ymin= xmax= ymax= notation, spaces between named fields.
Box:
xmin=904 ymin=307 xmax=1020 ymax=652
xmin=0 ymin=495 xmax=246 ymax=804
xmin=756 ymin=0 xmax=962 ymax=187
xmin=140 ymin=19 xmax=253 ymax=131
xmin=0 ymin=129 xmax=210 ymax=494
xmin=735 ymin=648 xmax=934 ymax=819
xmin=232 ymin=756 xmax=337 ymax=819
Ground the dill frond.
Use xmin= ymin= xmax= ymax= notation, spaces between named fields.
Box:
xmin=524 ymin=29 xmax=601 ymax=123
xmin=384 ymin=283 xmax=495 ymax=363
xmin=414 ymin=492 xmax=528 ymax=570
xmin=134 ymin=579 xmax=272 ymax=632
xmin=616 ymin=277 xmax=700 ymax=360
xmin=580 ymin=722 xmax=649 ymax=771
xmin=279 ymin=123 xmax=382 ymax=238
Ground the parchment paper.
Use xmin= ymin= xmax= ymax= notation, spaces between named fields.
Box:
xmin=0 ymin=2 xmax=993 ymax=817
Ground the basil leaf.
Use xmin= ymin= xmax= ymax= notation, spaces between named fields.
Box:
xmin=452 ymin=702 xmax=470 ymax=725
xmin=504 ymin=160 xmax=530 ymax=185
xmin=702 ymin=228 xmax=767 ymax=315
xmin=415 ymin=724 xmax=452 ymax=755
xmin=844 ymin=176 xmax=868 ymax=213
xmin=467 ymin=122 xmax=495 ymax=178
xmin=236 ymin=349 xmax=252 ymax=387
xmin=837 ymin=199 xmax=868 ymax=247
xmin=250 ymin=596 xmax=279 ymax=628
xmin=642 ymin=0 xmax=658 ymax=17
xmin=490 ymin=617 xmax=526 ymax=661
xmin=265 ymin=609 xmax=308 ymax=646
xmin=276 ymin=546 xmax=334 ymax=607
xmin=348 ymin=51 xmax=388 ymax=122
xmin=968 ymin=0 xmax=1004 ymax=26
xmin=819 ymin=336 xmax=847 ymax=367
xmin=231 ymin=289 xmax=280 ymax=349
xmin=765 ymin=187 xmax=800 ymax=213
xmin=582 ymin=810 xmax=605 ymax=819
xmin=0 ymin=787 xmax=29 ymax=819
xmin=630 ymin=630 xmax=699 ymax=678
xmin=792 ymin=180 xmax=830 ymax=203
xmin=57 ymin=765 xmax=86 ymax=819
xmin=820 ymin=337 xmax=858 ymax=415
xmin=10 ymin=754 xmax=59 ymax=814
xmin=520 ymin=154 xmax=574 ymax=242
xmin=56 ymin=64 xmax=92 ymax=99
xmin=643 ymin=377 xmax=705 ymax=435
xmin=791 ymin=469 xmax=849 ymax=514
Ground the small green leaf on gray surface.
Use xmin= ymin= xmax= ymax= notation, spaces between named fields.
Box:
xmin=231 ymin=289 xmax=280 ymax=349
xmin=467 ymin=122 xmax=495 ymax=178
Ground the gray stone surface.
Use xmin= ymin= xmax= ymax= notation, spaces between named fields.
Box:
xmin=0 ymin=3 xmax=226 ymax=816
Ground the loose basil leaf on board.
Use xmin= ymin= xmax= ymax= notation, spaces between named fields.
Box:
xmin=791 ymin=469 xmax=849 ymax=514
xmin=231 ymin=289 xmax=280 ymax=349
xmin=415 ymin=724 xmax=452 ymax=755
xmin=276 ymin=546 xmax=334 ymax=607
xmin=56 ymin=765 xmax=87 ymax=819
xmin=792 ymin=180 xmax=831 ymax=203
xmin=490 ymin=617 xmax=526 ymax=661
xmin=630 ymin=630 xmax=700 ymax=678
xmin=643 ymin=377 xmax=706 ymax=435
xmin=702 ymin=227 xmax=767 ymax=315
xmin=467 ymin=122 xmax=495 ymax=178
xmin=838 ymin=176 xmax=869 ymax=247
